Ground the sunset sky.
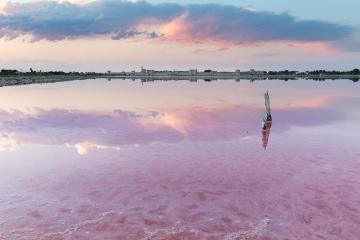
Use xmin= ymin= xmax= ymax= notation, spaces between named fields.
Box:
xmin=0 ymin=0 xmax=359 ymax=71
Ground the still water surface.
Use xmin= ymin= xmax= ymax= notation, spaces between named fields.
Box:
xmin=0 ymin=79 xmax=359 ymax=239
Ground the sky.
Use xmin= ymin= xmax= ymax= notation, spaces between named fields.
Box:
xmin=0 ymin=0 xmax=359 ymax=71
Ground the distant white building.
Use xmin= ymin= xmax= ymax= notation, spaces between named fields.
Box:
xmin=190 ymin=69 xmax=197 ymax=75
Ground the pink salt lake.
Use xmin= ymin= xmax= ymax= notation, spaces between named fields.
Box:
xmin=0 ymin=79 xmax=359 ymax=240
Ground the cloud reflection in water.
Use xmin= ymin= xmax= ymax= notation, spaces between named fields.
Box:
xmin=0 ymin=103 xmax=344 ymax=154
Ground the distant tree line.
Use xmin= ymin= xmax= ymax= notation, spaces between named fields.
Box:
xmin=0 ymin=69 xmax=19 ymax=75
xmin=305 ymin=69 xmax=360 ymax=75
xmin=0 ymin=68 xmax=102 ymax=76
xmin=268 ymin=69 xmax=360 ymax=75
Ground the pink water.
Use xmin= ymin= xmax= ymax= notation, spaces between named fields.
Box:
xmin=0 ymin=79 xmax=359 ymax=239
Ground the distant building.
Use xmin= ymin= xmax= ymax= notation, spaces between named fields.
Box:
xmin=250 ymin=69 xmax=266 ymax=75
xmin=140 ymin=68 xmax=155 ymax=76
xmin=190 ymin=69 xmax=197 ymax=75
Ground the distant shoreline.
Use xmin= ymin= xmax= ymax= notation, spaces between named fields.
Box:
xmin=0 ymin=73 xmax=359 ymax=87
xmin=1 ymin=68 xmax=360 ymax=86
xmin=109 ymin=73 xmax=360 ymax=80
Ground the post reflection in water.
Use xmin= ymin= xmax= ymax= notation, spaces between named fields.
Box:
xmin=262 ymin=90 xmax=272 ymax=149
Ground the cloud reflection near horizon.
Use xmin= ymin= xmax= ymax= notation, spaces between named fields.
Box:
xmin=0 ymin=101 xmax=344 ymax=154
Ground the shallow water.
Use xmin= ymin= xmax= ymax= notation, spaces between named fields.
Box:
xmin=0 ymin=79 xmax=359 ymax=240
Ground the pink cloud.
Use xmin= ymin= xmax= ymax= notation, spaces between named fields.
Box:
xmin=287 ymin=41 xmax=337 ymax=54
xmin=0 ymin=1 xmax=352 ymax=49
